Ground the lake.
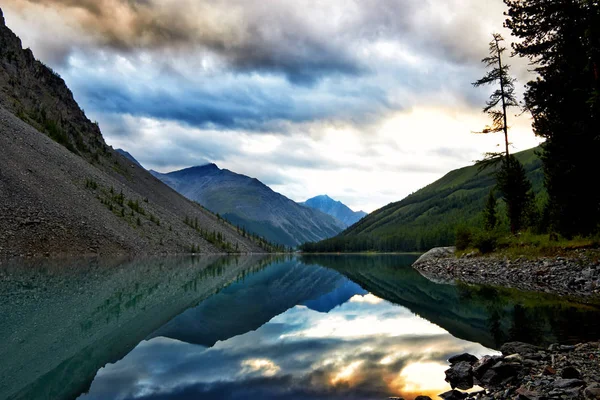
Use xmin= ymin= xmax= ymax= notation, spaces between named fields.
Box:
xmin=1 ymin=254 xmax=599 ymax=400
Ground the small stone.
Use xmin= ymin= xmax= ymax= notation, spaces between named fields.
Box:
xmin=584 ymin=383 xmax=600 ymax=399
xmin=553 ymin=379 xmax=586 ymax=389
xmin=415 ymin=396 xmax=432 ymax=400
xmin=561 ymin=366 xmax=582 ymax=380
xmin=516 ymin=386 xmax=542 ymax=400
xmin=505 ymin=354 xmax=524 ymax=362
xmin=542 ymin=366 xmax=557 ymax=375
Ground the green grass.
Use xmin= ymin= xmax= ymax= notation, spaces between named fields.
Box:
xmin=457 ymin=232 xmax=600 ymax=260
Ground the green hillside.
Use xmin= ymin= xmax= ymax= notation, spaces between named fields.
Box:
xmin=301 ymin=147 xmax=544 ymax=252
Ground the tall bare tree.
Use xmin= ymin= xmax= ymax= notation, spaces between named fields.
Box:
xmin=473 ymin=33 xmax=518 ymax=159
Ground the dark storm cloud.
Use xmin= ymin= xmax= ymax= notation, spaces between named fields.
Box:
xmin=72 ymin=70 xmax=393 ymax=132
xmin=7 ymin=0 xmax=503 ymax=84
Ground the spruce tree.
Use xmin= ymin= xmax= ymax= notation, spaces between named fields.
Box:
xmin=496 ymin=155 xmax=534 ymax=233
xmin=483 ymin=190 xmax=498 ymax=231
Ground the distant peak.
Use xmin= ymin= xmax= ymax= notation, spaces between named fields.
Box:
xmin=166 ymin=163 xmax=220 ymax=175
xmin=194 ymin=163 xmax=219 ymax=170
xmin=310 ymin=194 xmax=334 ymax=202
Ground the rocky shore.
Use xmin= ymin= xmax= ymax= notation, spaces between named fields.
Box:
xmin=436 ymin=341 xmax=600 ymax=400
xmin=412 ymin=247 xmax=600 ymax=300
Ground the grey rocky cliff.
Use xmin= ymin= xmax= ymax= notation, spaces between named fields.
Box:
xmin=0 ymin=8 xmax=104 ymax=159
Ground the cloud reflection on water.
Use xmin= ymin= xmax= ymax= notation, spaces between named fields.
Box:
xmin=80 ymin=291 xmax=496 ymax=400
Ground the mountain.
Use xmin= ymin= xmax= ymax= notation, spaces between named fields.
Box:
xmin=115 ymin=148 xmax=143 ymax=168
xmin=301 ymin=147 xmax=544 ymax=253
xmin=0 ymin=10 xmax=264 ymax=257
xmin=301 ymin=195 xmax=367 ymax=227
xmin=150 ymin=165 xmax=345 ymax=247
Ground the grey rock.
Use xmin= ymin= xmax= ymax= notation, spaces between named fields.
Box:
xmin=414 ymin=247 xmax=456 ymax=264
xmin=449 ymin=353 xmax=479 ymax=365
xmin=501 ymin=342 xmax=541 ymax=356
xmin=552 ymin=379 xmax=586 ymax=388
xmin=473 ymin=356 xmax=502 ymax=379
xmin=584 ymin=383 xmax=600 ymax=399
xmin=445 ymin=361 xmax=474 ymax=390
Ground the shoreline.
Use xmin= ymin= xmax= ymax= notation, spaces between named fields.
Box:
xmin=412 ymin=247 xmax=600 ymax=302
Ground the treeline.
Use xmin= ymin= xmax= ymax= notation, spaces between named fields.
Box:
xmin=184 ymin=214 xmax=291 ymax=253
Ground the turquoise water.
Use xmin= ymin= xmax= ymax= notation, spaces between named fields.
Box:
xmin=1 ymin=255 xmax=598 ymax=400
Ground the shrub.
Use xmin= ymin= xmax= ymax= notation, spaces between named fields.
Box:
xmin=455 ymin=226 xmax=473 ymax=250
xmin=472 ymin=230 xmax=499 ymax=254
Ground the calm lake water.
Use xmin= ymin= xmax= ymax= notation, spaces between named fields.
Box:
xmin=1 ymin=254 xmax=600 ymax=400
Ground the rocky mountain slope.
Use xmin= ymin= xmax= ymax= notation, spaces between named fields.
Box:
xmin=301 ymin=194 xmax=367 ymax=227
xmin=0 ymin=10 xmax=264 ymax=257
xmin=115 ymin=148 xmax=143 ymax=168
xmin=302 ymin=147 xmax=543 ymax=252
xmin=151 ymin=164 xmax=345 ymax=247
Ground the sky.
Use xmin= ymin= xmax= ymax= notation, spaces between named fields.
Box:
xmin=3 ymin=0 xmax=542 ymax=212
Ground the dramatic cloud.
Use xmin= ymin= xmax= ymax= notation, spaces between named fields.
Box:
xmin=1 ymin=0 xmax=542 ymax=211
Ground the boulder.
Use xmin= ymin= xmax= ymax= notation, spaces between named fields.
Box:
xmin=472 ymin=355 xmax=502 ymax=379
xmin=500 ymin=342 xmax=541 ymax=356
xmin=445 ymin=361 xmax=474 ymax=390
xmin=448 ymin=353 xmax=479 ymax=365
xmin=415 ymin=396 xmax=432 ymax=400
xmin=414 ymin=247 xmax=455 ymax=264
xmin=479 ymin=361 xmax=519 ymax=387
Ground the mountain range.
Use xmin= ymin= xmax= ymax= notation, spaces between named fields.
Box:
xmin=150 ymin=164 xmax=345 ymax=247
xmin=301 ymin=147 xmax=544 ymax=252
xmin=301 ymin=195 xmax=366 ymax=227
xmin=0 ymin=10 xmax=265 ymax=257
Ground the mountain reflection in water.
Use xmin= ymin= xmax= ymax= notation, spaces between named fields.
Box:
xmin=1 ymin=255 xmax=599 ymax=400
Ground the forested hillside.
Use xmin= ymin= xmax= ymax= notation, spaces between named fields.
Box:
xmin=301 ymin=147 xmax=543 ymax=252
